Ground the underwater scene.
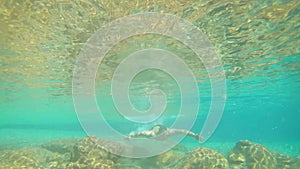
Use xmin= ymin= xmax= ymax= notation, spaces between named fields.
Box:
xmin=1 ymin=0 xmax=300 ymax=168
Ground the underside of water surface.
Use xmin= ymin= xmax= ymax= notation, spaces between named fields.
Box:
xmin=0 ymin=0 xmax=300 ymax=168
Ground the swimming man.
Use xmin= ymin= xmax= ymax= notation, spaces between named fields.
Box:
xmin=125 ymin=124 xmax=203 ymax=141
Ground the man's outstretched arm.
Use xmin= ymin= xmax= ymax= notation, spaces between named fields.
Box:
xmin=125 ymin=130 xmax=154 ymax=139
xmin=166 ymin=129 xmax=204 ymax=141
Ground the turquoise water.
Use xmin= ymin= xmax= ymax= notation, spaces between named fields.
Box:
xmin=1 ymin=0 xmax=300 ymax=168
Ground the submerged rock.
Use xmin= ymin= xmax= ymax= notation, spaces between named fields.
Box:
xmin=67 ymin=135 xmax=152 ymax=168
xmin=0 ymin=147 xmax=69 ymax=168
xmin=41 ymin=137 xmax=79 ymax=154
xmin=67 ymin=158 xmax=115 ymax=169
xmin=115 ymin=158 xmax=153 ymax=169
xmin=66 ymin=135 xmax=120 ymax=168
xmin=228 ymin=140 xmax=277 ymax=169
xmin=156 ymin=150 xmax=184 ymax=167
xmin=289 ymin=156 xmax=300 ymax=169
xmin=72 ymin=135 xmax=122 ymax=162
xmin=171 ymin=144 xmax=189 ymax=153
xmin=274 ymin=153 xmax=294 ymax=169
xmin=174 ymin=147 xmax=229 ymax=169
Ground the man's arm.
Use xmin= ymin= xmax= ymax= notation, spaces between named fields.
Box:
xmin=165 ymin=129 xmax=204 ymax=141
xmin=125 ymin=130 xmax=154 ymax=139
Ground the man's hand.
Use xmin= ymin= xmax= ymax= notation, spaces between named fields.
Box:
xmin=124 ymin=135 xmax=132 ymax=140
xmin=197 ymin=134 xmax=204 ymax=142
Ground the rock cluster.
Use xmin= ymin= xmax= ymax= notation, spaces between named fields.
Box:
xmin=0 ymin=137 xmax=299 ymax=169
xmin=0 ymin=147 xmax=69 ymax=168
xmin=156 ymin=150 xmax=184 ymax=167
xmin=174 ymin=147 xmax=229 ymax=169
xmin=228 ymin=140 xmax=299 ymax=169
xmin=66 ymin=135 xmax=119 ymax=168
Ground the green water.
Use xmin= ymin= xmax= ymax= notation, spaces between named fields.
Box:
xmin=1 ymin=0 xmax=300 ymax=168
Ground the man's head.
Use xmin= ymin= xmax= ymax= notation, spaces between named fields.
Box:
xmin=152 ymin=124 xmax=167 ymax=135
